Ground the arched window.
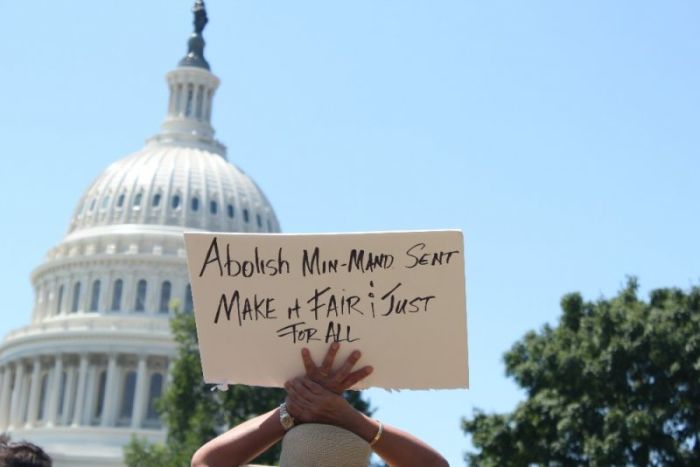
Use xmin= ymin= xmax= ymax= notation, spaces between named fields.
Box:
xmin=256 ymin=214 xmax=262 ymax=228
xmin=267 ymin=219 xmax=273 ymax=232
xmin=152 ymin=193 xmax=161 ymax=207
xmin=227 ymin=204 xmax=234 ymax=218
xmin=171 ymin=194 xmax=181 ymax=209
xmin=243 ymin=209 xmax=250 ymax=223
xmin=133 ymin=192 xmax=143 ymax=207
xmin=135 ymin=280 xmax=147 ymax=312
xmin=146 ymin=373 xmax=164 ymax=420
xmin=111 ymin=279 xmax=123 ymax=311
xmin=210 ymin=200 xmax=217 ymax=215
xmin=159 ymin=281 xmax=172 ymax=313
xmin=185 ymin=284 xmax=194 ymax=313
xmin=120 ymin=371 xmax=137 ymax=419
xmin=191 ymin=197 xmax=200 ymax=211
xmin=71 ymin=282 xmax=81 ymax=313
xmin=89 ymin=198 xmax=96 ymax=212
xmin=117 ymin=193 xmax=125 ymax=208
xmin=90 ymin=280 xmax=101 ymax=312
xmin=56 ymin=285 xmax=64 ymax=315
xmin=101 ymin=195 xmax=110 ymax=209
xmin=95 ymin=370 xmax=107 ymax=419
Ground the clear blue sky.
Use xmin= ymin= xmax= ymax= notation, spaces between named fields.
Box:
xmin=2 ymin=1 xmax=700 ymax=465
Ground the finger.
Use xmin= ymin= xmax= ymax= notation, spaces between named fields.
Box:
xmin=300 ymin=376 xmax=326 ymax=396
xmin=333 ymin=350 xmax=362 ymax=382
xmin=341 ymin=365 xmax=373 ymax=390
xmin=301 ymin=348 xmax=317 ymax=375
xmin=320 ymin=342 xmax=339 ymax=375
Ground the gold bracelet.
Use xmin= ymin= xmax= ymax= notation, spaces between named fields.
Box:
xmin=370 ymin=420 xmax=384 ymax=446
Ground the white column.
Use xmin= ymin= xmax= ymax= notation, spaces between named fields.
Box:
xmin=206 ymin=89 xmax=213 ymax=121
xmin=60 ymin=366 xmax=77 ymax=426
xmin=102 ymin=274 xmax=110 ymax=312
xmin=25 ymin=357 xmax=42 ymax=428
xmin=0 ymin=366 xmax=11 ymax=430
xmin=49 ymin=278 xmax=57 ymax=317
xmin=176 ymin=82 xmax=184 ymax=116
xmin=131 ymin=355 xmax=148 ymax=429
xmin=79 ymin=274 xmax=91 ymax=313
xmin=205 ymin=87 xmax=213 ymax=123
xmin=9 ymin=361 xmax=25 ymax=429
xmin=56 ymin=279 xmax=64 ymax=316
xmin=123 ymin=274 xmax=135 ymax=313
xmin=46 ymin=355 xmax=64 ymax=427
xmin=39 ymin=282 xmax=49 ymax=320
xmin=82 ymin=362 xmax=97 ymax=425
xmin=145 ymin=275 xmax=157 ymax=314
xmin=71 ymin=354 xmax=89 ymax=427
xmin=100 ymin=272 xmax=113 ymax=315
xmin=101 ymin=354 xmax=118 ymax=427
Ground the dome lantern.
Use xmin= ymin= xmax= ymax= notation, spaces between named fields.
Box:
xmin=149 ymin=0 xmax=226 ymax=156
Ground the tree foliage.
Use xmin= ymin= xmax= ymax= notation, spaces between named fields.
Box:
xmin=125 ymin=307 xmax=373 ymax=466
xmin=463 ymin=278 xmax=700 ymax=466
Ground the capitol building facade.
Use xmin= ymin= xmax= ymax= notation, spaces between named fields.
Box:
xmin=0 ymin=2 xmax=280 ymax=465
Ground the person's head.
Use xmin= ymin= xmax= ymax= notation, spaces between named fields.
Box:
xmin=0 ymin=434 xmax=52 ymax=467
xmin=280 ymin=424 xmax=371 ymax=467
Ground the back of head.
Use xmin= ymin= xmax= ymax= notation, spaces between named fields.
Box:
xmin=280 ymin=424 xmax=370 ymax=467
xmin=0 ymin=436 xmax=52 ymax=467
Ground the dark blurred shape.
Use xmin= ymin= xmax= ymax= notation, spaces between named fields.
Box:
xmin=0 ymin=434 xmax=52 ymax=467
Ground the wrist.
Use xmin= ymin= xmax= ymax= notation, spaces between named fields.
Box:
xmin=279 ymin=402 xmax=295 ymax=431
xmin=339 ymin=409 xmax=379 ymax=444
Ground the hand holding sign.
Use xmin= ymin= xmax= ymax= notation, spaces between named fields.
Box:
xmin=191 ymin=342 xmax=450 ymax=467
xmin=301 ymin=343 xmax=373 ymax=394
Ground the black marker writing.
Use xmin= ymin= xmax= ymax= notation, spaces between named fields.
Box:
xmin=347 ymin=249 xmax=394 ymax=273
xmin=214 ymin=290 xmax=276 ymax=325
xmin=276 ymin=321 xmax=320 ymax=344
xmin=287 ymin=298 xmax=301 ymax=320
xmin=380 ymin=282 xmax=435 ymax=316
xmin=199 ymin=237 xmax=290 ymax=278
xmin=306 ymin=286 xmax=363 ymax=321
xmin=405 ymin=242 xmax=459 ymax=269
xmin=302 ymin=247 xmax=340 ymax=276
xmin=324 ymin=321 xmax=359 ymax=343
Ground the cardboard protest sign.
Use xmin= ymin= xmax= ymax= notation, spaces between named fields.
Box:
xmin=184 ymin=230 xmax=468 ymax=390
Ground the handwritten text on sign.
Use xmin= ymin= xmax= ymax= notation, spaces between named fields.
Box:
xmin=184 ymin=231 xmax=468 ymax=390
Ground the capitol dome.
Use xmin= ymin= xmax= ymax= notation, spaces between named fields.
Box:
xmin=68 ymin=144 xmax=280 ymax=236
xmin=0 ymin=2 xmax=279 ymax=466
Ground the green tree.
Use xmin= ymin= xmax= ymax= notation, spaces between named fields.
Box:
xmin=125 ymin=307 xmax=373 ymax=466
xmin=462 ymin=278 xmax=700 ymax=466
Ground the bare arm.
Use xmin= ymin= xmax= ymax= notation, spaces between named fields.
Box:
xmin=285 ymin=377 xmax=448 ymax=467
xmin=191 ymin=345 xmax=370 ymax=466
xmin=190 ymin=408 xmax=284 ymax=467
